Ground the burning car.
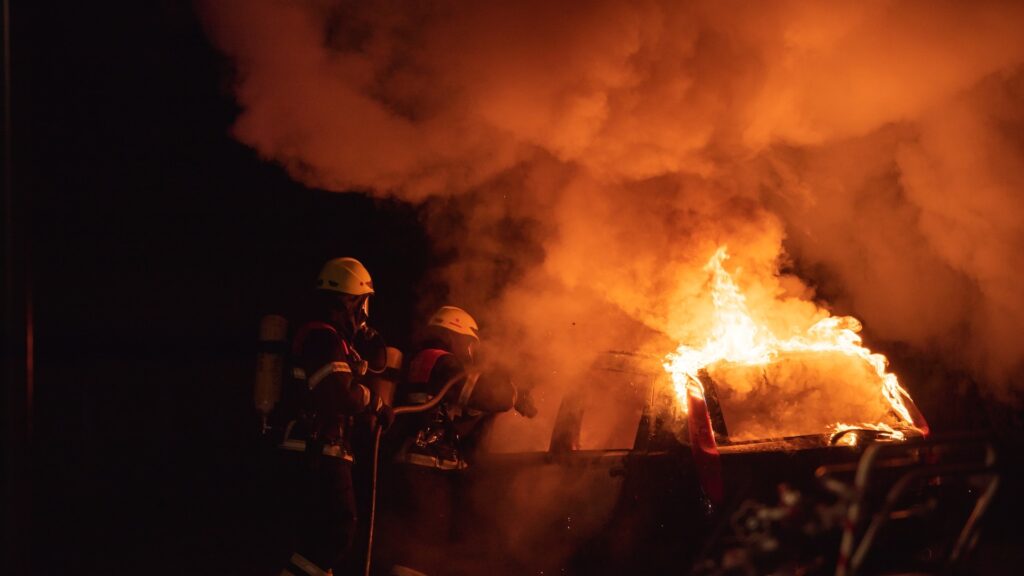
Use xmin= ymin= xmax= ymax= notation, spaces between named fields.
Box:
xmin=370 ymin=248 xmax=934 ymax=575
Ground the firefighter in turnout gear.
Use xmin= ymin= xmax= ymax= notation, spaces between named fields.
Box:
xmin=385 ymin=306 xmax=536 ymax=576
xmin=278 ymin=257 xmax=394 ymax=576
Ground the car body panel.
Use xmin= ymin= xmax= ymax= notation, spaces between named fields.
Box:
xmin=373 ymin=351 xmax=929 ymax=575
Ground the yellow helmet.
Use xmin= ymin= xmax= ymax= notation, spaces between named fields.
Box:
xmin=316 ymin=257 xmax=374 ymax=295
xmin=428 ymin=306 xmax=479 ymax=341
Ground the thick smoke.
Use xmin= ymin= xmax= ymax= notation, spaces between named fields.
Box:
xmin=200 ymin=0 xmax=1024 ymax=402
xmin=201 ymin=1 xmax=1024 ymax=569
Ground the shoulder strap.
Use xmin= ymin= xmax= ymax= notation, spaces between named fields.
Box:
xmin=407 ymin=348 xmax=452 ymax=385
xmin=292 ymin=321 xmax=350 ymax=357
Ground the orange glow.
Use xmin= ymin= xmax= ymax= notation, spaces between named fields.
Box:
xmin=830 ymin=422 xmax=906 ymax=447
xmin=664 ymin=247 xmax=921 ymax=439
xmin=205 ymin=1 xmax=1024 ymax=404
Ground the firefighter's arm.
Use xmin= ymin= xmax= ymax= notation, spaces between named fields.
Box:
xmin=464 ymin=371 xmax=515 ymax=412
xmin=301 ymin=329 xmax=373 ymax=415
xmin=513 ymin=386 xmax=538 ymax=418
xmin=469 ymin=369 xmax=537 ymax=418
xmin=427 ymin=355 xmax=535 ymax=417
xmin=462 ymin=366 xmax=537 ymax=418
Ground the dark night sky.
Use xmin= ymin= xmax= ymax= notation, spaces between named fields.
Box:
xmin=9 ymin=2 xmax=1024 ymax=575
xmin=13 ymin=2 xmax=432 ymax=573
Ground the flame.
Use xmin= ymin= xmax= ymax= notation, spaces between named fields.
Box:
xmin=663 ymin=247 xmax=919 ymax=437
xmin=829 ymin=422 xmax=906 ymax=447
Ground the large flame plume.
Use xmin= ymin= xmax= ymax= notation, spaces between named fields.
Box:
xmin=665 ymin=247 xmax=922 ymax=438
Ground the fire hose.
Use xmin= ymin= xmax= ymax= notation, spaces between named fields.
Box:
xmin=363 ymin=373 xmax=464 ymax=576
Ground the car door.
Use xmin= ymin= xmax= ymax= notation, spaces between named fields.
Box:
xmin=448 ymin=351 xmax=715 ymax=575
xmin=371 ymin=352 xmax=746 ymax=575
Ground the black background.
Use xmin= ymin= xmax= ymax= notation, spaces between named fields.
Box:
xmin=11 ymin=2 xmax=433 ymax=573
xmin=7 ymin=2 xmax=1024 ymax=574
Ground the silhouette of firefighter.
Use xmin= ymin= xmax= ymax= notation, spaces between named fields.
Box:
xmin=384 ymin=306 xmax=537 ymax=576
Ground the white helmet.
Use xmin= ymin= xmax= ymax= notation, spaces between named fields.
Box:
xmin=316 ymin=257 xmax=374 ymax=295
xmin=427 ymin=306 xmax=479 ymax=341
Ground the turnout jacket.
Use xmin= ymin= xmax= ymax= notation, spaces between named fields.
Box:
xmin=397 ymin=346 xmax=517 ymax=468
xmin=281 ymin=321 xmax=387 ymax=457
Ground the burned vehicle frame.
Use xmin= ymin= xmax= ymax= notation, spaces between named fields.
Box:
xmin=368 ymin=350 xmax=996 ymax=576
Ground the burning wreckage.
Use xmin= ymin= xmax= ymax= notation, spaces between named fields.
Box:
xmin=199 ymin=1 xmax=1022 ymax=571
xmin=256 ymin=248 xmax=997 ymax=576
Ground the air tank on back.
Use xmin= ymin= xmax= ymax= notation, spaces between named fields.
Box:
xmin=254 ymin=314 xmax=288 ymax=432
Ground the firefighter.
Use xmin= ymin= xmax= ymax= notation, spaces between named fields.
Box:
xmin=384 ymin=305 xmax=536 ymax=575
xmin=278 ymin=257 xmax=395 ymax=576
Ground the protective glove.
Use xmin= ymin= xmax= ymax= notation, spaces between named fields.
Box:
xmin=376 ymin=404 xmax=396 ymax=431
xmin=514 ymin=388 xmax=538 ymax=418
xmin=368 ymin=389 xmax=396 ymax=430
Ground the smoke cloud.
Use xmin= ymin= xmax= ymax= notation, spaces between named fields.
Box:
xmin=200 ymin=0 xmax=1024 ymax=407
